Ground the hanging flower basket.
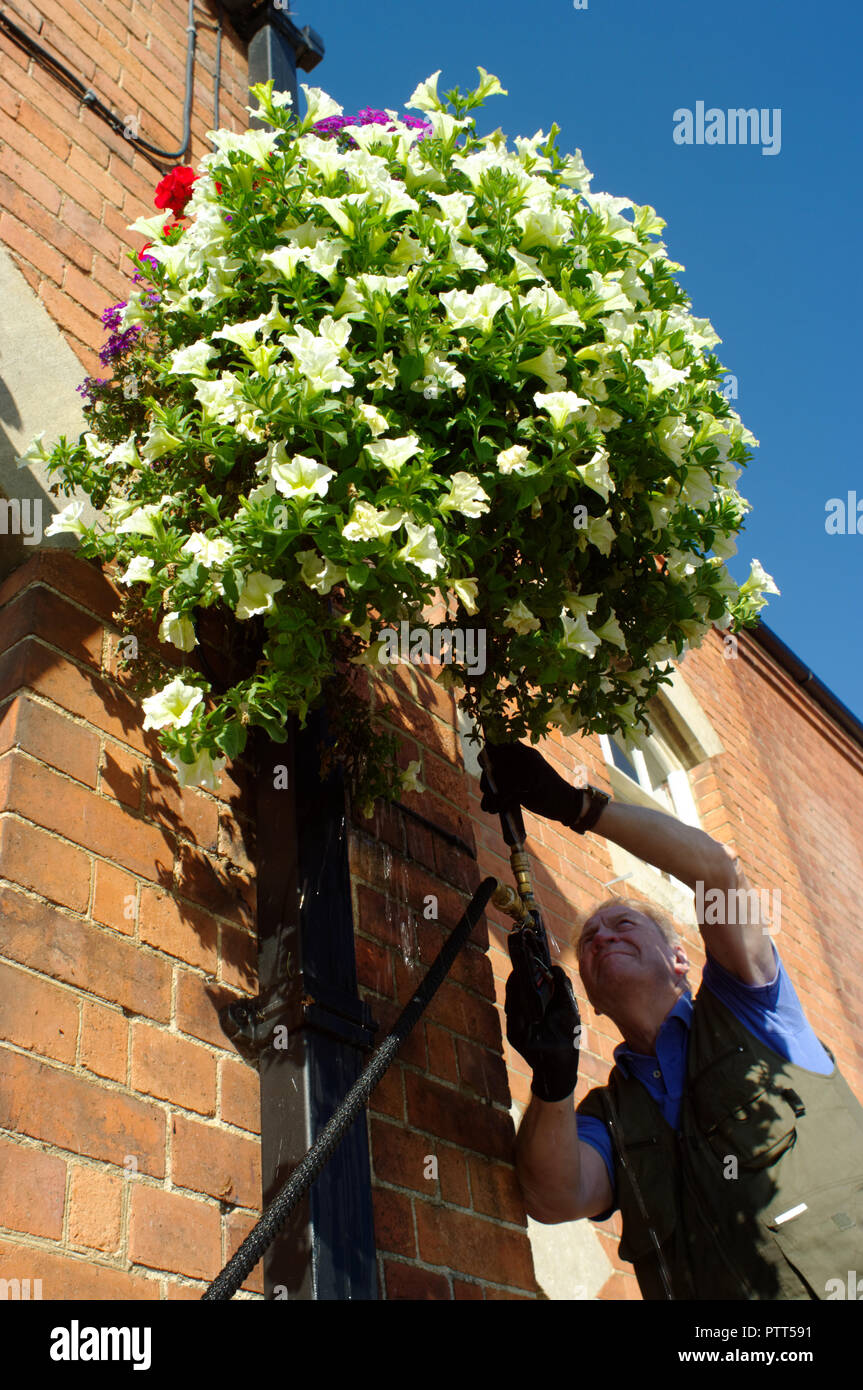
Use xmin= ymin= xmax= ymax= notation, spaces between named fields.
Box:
xmin=22 ymin=69 xmax=777 ymax=813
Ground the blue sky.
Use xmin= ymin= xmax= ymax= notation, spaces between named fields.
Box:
xmin=299 ymin=0 xmax=862 ymax=720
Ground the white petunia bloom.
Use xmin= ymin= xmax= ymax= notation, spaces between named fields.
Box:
xmin=115 ymin=500 xmax=166 ymax=538
xmin=563 ymin=591 xmax=600 ymax=617
xmin=635 ymin=356 xmax=691 ymax=397
xmin=497 ymin=445 xmax=533 ymax=475
xmin=169 ymin=341 xmax=218 ymax=377
xmin=520 ymin=286 xmax=584 ymax=330
xmin=159 ymin=611 xmax=198 ymax=652
xmin=739 ymin=559 xmax=780 ymax=599
xmin=208 ymin=127 xmax=280 ymax=163
xmin=503 ymin=601 xmax=541 ymax=635
xmin=295 ymin=550 xmax=348 ymax=594
xmin=142 ymin=677 xmax=204 ymax=731
xmin=44 ymin=501 xmax=88 ymax=538
xmin=140 ymin=425 xmax=183 ymax=462
xmin=450 ymin=577 xmax=479 ymax=615
xmin=357 ymin=402 xmax=390 ymax=437
xmin=396 ymin=521 xmax=444 ymax=578
xmin=168 ymin=748 xmax=227 ymax=791
xmin=657 ymin=416 xmax=695 ymax=466
xmin=406 ymin=70 xmax=444 ymax=112
xmin=440 ymin=284 xmax=511 ymax=335
xmin=282 ymin=331 xmax=354 ymax=394
xmin=534 ymin=391 xmax=591 ymax=431
xmin=181 ymin=533 xmax=235 ymax=568
xmin=342 ymin=502 xmax=405 ymax=542
xmin=680 ymin=466 xmax=715 ymax=512
xmin=594 ymin=614 xmax=626 ymax=649
xmin=517 ymin=347 xmax=567 ymax=390
xmin=560 ymin=611 xmax=600 ymax=657
xmin=17 ymin=432 xmax=53 ymax=469
xmin=365 ymin=435 xmax=422 ymax=472
xmin=235 ymin=571 xmax=285 ymax=619
xmin=573 ymin=447 xmax=615 ymax=503
xmin=271 ymin=451 xmax=335 ymax=501
xmin=440 ymin=472 xmax=490 ymax=518
xmin=119 ymin=555 xmax=155 ymax=585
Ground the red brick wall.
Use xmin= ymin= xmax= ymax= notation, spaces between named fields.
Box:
xmin=0 ymin=552 xmax=261 ymax=1297
xmin=0 ymin=0 xmax=250 ymax=376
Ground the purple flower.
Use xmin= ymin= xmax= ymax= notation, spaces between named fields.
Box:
xmin=312 ymin=109 xmax=432 ymax=146
xmin=76 ymin=377 xmax=109 ymax=403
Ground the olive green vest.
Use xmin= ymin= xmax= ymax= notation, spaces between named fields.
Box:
xmin=576 ymin=983 xmax=863 ymax=1300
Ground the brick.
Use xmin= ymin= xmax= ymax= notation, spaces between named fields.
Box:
xmin=467 ymin=1156 xmax=526 ymax=1223
xmin=437 ymin=1144 xmax=470 ymax=1207
xmin=129 ymin=1185 xmax=221 ymax=1281
xmin=0 ymin=143 xmax=62 ymax=214
xmin=355 ymin=933 xmax=394 ymax=998
xmin=175 ymin=844 xmax=254 ymax=927
xmin=456 ymin=1037 xmax=512 ymax=1106
xmin=220 ymin=1056 xmax=260 ymax=1133
xmin=0 ymin=815 xmax=91 ymax=911
xmin=225 ymin=1210 xmax=265 ymax=1295
xmin=33 ymin=280 xmax=99 ymax=347
xmin=59 ymin=197 xmax=123 ymax=266
xmin=453 ymin=1277 xmax=484 ymax=1299
xmin=0 ymin=751 xmax=174 ymax=882
xmin=0 ymin=697 xmax=100 ymax=787
xmin=175 ymin=971 xmax=244 ymax=1053
xmin=0 ymin=886 xmax=172 ymax=1021
xmin=0 ymin=961 xmax=79 ymax=1064
xmin=68 ymin=1165 xmax=123 ymax=1252
xmin=0 ymin=1236 xmax=160 ymax=1300
xmin=370 ymin=1118 xmax=436 ymax=1195
xmin=4 ymin=0 xmax=43 ymax=32
xmin=80 ymin=998 xmax=128 ymax=1084
xmin=384 ymin=1259 xmax=451 ymax=1300
xmin=415 ymin=1200 xmax=536 ymax=1287
xmin=0 ymin=212 xmax=65 ymax=282
xmin=99 ymin=741 xmax=143 ymax=810
xmin=91 ymin=859 xmax=137 ymax=935
xmin=0 ymin=1049 xmax=166 ymax=1176
xmin=0 ymin=586 xmax=103 ymax=669
xmin=172 ymin=1114 xmax=261 ymax=1208
xmin=131 ymin=1021 xmax=217 ymax=1116
xmin=404 ymin=1071 xmax=513 ymax=1160
xmin=372 ymin=1186 xmax=415 ymax=1259
xmin=425 ymin=1022 xmax=458 ymax=1084
xmin=367 ymin=1057 xmax=405 ymax=1121
xmin=64 ymin=263 xmax=113 ymax=318
xmin=139 ymin=886 xmax=218 ymax=973
xmin=0 ymin=1136 xmax=65 ymax=1239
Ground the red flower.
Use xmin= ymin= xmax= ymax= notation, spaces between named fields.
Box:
xmin=154 ymin=165 xmax=199 ymax=217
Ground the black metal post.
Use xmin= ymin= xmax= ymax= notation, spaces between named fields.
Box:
xmin=226 ymin=713 xmax=377 ymax=1300
xmin=221 ymin=2 xmax=324 ymax=117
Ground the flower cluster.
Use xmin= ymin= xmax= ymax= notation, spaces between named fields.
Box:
xmin=30 ymin=69 xmax=777 ymax=805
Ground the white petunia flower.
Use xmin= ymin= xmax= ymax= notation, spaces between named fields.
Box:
xmin=295 ymin=550 xmax=348 ymax=594
xmin=356 ymin=402 xmax=390 ymax=437
xmin=365 ymin=435 xmax=422 ymax=472
xmin=517 ymin=347 xmax=567 ymax=390
xmin=450 ymin=577 xmax=479 ymax=615
xmin=140 ymin=425 xmax=183 ymax=462
xmin=159 ymin=611 xmax=198 ymax=652
xmin=119 ymin=555 xmax=155 ymax=585
xmin=142 ymin=677 xmax=204 ymax=731
xmin=574 ymin=447 xmax=615 ymax=502
xmin=497 ymin=445 xmax=533 ymax=475
xmin=560 ymin=611 xmax=599 ymax=657
xmin=534 ymin=391 xmax=591 ymax=431
xmin=634 ymin=356 xmax=691 ymax=397
xmin=235 ymin=571 xmax=285 ymax=619
xmin=181 ymin=533 xmax=235 ymax=568
xmin=396 ymin=521 xmax=444 ymax=578
xmin=440 ymin=283 xmax=511 ymax=335
xmin=342 ymin=502 xmax=405 ymax=542
xmin=593 ymin=614 xmax=626 ymax=649
xmin=169 ymin=341 xmax=218 ymax=377
xmin=44 ymin=501 xmax=88 ymax=538
xmin=503 ymin=601 xmax=540 ymax=635
xmin=271 ymin=451 xmax=335 ymax=501
xmin=406 ymin=70 xmax=444 ymax=112
xmin=168 ymin=748 xmax=227 ymax=791
xmin=439 ymin=472 xmax=490 ymax=518
xmin=16 ymin=432 xmax=53 ymax=469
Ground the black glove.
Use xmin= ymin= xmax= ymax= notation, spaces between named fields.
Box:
xmin=480 ymin=741 xmax=586 ymax=841
xmin=505 ymin=926 xmax=581 ymax=1103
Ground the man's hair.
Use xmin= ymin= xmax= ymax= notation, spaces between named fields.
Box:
xmin=578 ymin=897 xmax=681 ymax=955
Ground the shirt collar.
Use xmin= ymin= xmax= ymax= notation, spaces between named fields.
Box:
xmin=613 ymin=989 xmax=693 ymax=1078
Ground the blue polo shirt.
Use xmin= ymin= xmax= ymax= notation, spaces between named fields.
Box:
xmin=575 ymin=942 xmax=834 ymax=1215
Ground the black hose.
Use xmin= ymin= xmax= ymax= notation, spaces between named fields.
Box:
xmin=202 ymin=875 xmax=499 ymax=1301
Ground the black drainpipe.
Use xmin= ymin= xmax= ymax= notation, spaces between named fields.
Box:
xmin=219 ymin=1 xmax=325 ymax=115
xmin=215 ymin=10 xmax=378 ymax=1298
xmin=223 ymin=714 xmax=378 ymax=1299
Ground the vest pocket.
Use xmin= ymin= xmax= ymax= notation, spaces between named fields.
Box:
xmin=690 ymin=1054 xmax=799 ymax=1170
xmin=765 ymin=1180 xmax=863 ymax=1296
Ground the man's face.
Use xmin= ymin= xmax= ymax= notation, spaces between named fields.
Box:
xmin=577 ymin=902 xmax=686 ymax=1015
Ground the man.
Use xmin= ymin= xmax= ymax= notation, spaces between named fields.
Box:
xmin=480 ymin=741 xmax=863 ymax=1300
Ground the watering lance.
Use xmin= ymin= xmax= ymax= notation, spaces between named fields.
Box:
xmin=479 ymin=745 xmax=555 ymax=1017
